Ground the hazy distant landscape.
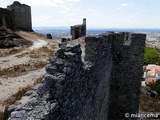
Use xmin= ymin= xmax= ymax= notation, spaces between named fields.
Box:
xmin=34 ymin=27 xmax=160 ymax=49
xmin=34 ymin=27 xmax=160 ymax=43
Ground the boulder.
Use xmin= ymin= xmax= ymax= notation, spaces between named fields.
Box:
xmin=46 ymin=34 xmax=52 ymax=39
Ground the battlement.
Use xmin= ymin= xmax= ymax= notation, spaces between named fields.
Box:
xmin=7 ymin=32 xmax=146 ymax=120
xmin=71 ymin=18 xmax=86 ymax=40
xmin=0 ymin=1 xmax=32 ymax=31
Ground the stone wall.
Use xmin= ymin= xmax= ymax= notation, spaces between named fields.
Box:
xmin=71 ymin=18 xmax=86 ymax=40
xmin=7 ymin=32 xmax=146 ymax=120
xmin=0 ymin=1 xmax=32 ymax=31
xmin=0 ymin=8 xmax=14 ymax=29
xmin=7 ymin=1 xmax=32 ymax=31
xmin=108 ymin=32 xmax=146 ymax=119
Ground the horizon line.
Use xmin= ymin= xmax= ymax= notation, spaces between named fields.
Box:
xmin=33 ymin=26 xmax=160 ymax=30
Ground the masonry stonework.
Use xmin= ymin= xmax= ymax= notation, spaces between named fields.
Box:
xmin=7 ymin=32 xmax=146 ymax=120
xmin=71 ymin=18 xmax=86 ymax=40
xmin=0 ymin=1 xmax=32 ymax=31
xmin=109 ymin=32 xmax=146 ymax=120
xmin=0 ymin=8 xmax=14 ymax=29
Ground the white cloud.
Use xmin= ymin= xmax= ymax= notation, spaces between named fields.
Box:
xmin=116 ymin=3 xmax=133 ymax=10
xmin=121 ymin=3 xmax=128 ymax=7
xmin=0 ymin=0 xmax=7 ymax=8
xmin=87 ymin=8 xmax=95 ymax=11
xmin=60 ymin=5 xmax=70 ymax=11
xmin=60 ymin=11 xmax=68 ymax=14
xmin=116 ymin=7 xmax=121 ymax=10
xmin=17 ymin=0 xmax=79 ymax=6
xmin=33 ymin=15 xmax=54 ymax=26
xmin=120 ymin=3 xmax=133 ymax=7
xmin=67 ymin=0 xmax=79 ymax=1
xmin=87 ymin=8 xmax=99 ymax=16
xmin=87 ymin=8 xmax=99 ymax=12
xmin=17 ymin=0 xmax=60 ymax=6
xmin=65 ymin=13 xmax=75 ymax=16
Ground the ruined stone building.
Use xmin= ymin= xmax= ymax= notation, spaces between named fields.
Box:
xmin=0 ymin=1 xmax=32 ymax=31
xmin=71 ymin=18 xmax=86 ymax=40
xmin=7 ymin=32 xmax=146 ymax=120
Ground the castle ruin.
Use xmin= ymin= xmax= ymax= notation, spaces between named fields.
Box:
xmin=0 ymin=1 xmax=32 ymax=31
xmin=7 ymin=32 xmax=146 ymax=120
xmin=71 ymin=18 xmax=86 ymax=40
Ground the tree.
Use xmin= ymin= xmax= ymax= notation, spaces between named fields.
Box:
xmin=144 ymin=48 xmax=160 ymax=64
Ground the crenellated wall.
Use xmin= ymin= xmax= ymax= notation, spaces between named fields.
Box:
xmin=7 ymin=32 xmax=146 ymax=120
xmin=109 ymin=32 xmax=146 ymax=119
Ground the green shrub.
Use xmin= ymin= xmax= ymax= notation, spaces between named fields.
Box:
xmin=144 ymin=48 xmax=160 ymax=64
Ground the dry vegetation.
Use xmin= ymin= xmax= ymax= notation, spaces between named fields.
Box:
xmin=16 ymin=46 xmax=54 ymax=58
xmin=0 ymin=75 xmax=44 ymax=120
xmin=1 ymin=75 xmax=44 ymax=106
xmin=0 ymin=31 xmax=59 ymax=120
xmin=0 ymin=44 xmax=57 ymax=78
xmin=0 ymin=60 xmax=49 ymax=78
xmin=0 ymin=48 xmax=23 ymax=57
xmin=139 ymin=88 xmax=160 ymax=112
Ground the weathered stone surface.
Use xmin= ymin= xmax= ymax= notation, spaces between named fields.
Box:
xmin=0 ymin=8 xmax=14 ymax=30
xmin=9 ymin=110 xmax=26 ymax=119
xmin=36 ymin=83 xmax=48 ymax=96
xmin=45 ymin=73 xmax=66 ymax=86
xmin=7 ymin=1 xmax=32 ymax=31
xmin=0 ymin=1 xmax=32 ymax=31
xmin=0 ymin=26 xmax=32 ymax=48
xmin=61 ymin=38 xmax=70 ymax=42
xmin=46 ymin=34 xmax=52 ymax=39
xmin=63 ymin=66 xmax=72 ymax=75
xmin=108 ymin=33 xmax=146 ymax=120
xmin=7 ymin=32 xmax=146 ymax=120
xmin=24 ymin=90 xmax=34 ymax=96
xmin=71 ymin=18 xmax=86 ymax=40
xmin=45 ymin=65 xmax=58 ymax=75
xmin=49 ymin=57 xmax=56 ymax=65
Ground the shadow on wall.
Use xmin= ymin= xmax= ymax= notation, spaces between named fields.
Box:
xmin=7 ymin=32 xmax=146 ymax=120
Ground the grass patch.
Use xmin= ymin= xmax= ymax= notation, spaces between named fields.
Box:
xmin=16 ymin=46 xmax=55 ymax=58
xmin=29 ymin=46 xmax=54 ymax=58
xmin=0 ymin=60 xmax=49 ymax=78
xmin=0 ymin=48 xmax=23 ymax=57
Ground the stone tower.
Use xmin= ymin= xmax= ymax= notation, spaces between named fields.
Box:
xmin=7 ymin=1 xmax=32 ymax=31
xmin=71 ymin=18 xmax=86 ymax=40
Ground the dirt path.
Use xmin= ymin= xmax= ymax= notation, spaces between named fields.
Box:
xmin=0 ymin=31 xmax=59 ymax=117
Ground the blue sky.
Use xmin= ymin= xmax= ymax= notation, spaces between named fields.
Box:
xmin=0 ymin=0 xmax=160 ymax=28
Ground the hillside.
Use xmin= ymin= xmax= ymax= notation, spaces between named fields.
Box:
xmin=0 ymin=31 xmax=59 ymax=119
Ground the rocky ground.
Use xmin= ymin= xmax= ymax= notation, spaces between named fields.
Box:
xmin=0 ymin=30 xmax=59 ymax=119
